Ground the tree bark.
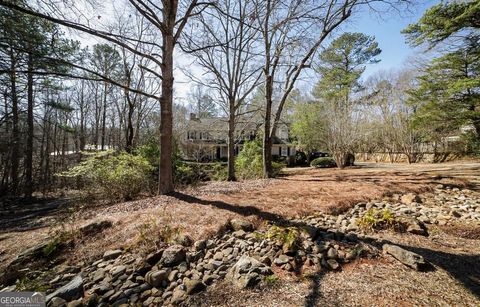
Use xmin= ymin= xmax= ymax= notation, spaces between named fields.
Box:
xmin=158 ymin=31 xmax=175 ymax=194
xmin=263 ymin=75 xmax=273 ymax=178
xmin=9 ymin=49 xmax=19 ymax=196
xmin=101 ymin=81 xmax=108 ymax=150
xmin=125 ymin=96 xmax=135 ymax=152
xmin=227 ymin=102 xmax=236 ymax=181
xmin=25 ymin=53 xmax=34 ymax=197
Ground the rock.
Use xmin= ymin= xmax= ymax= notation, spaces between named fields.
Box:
xmin=103 ymin=250 xmax=122 ymax=260
xmin=273 ymin=254 xmax=290 ymax=266
xmin=145 ymin=270 xmax=168 ymax=287
xmin=145 ymin=250 xmax=163 ymax=265
xmin=49 ymin=297 xmax=67 ymax=307
xmin=326 ymin=259 xmax=340 ymax=270
xmin=202 ymin=274 xmax=217 ymax=285
xmin=66 ymin=299 xmax=83 ymax=307
xmin=161 ymin=245 xmax=186 ymax=267
xmin=174 ymin=234 xmax=193 ymax=247
xmin=232 ymin=230 xmax=247 ymax=238
xmin=383 ymin=244 xmax=428 ymax=271
xmin=226 ymin=255 xmax=272 ymax=289
xmin=79 ymin=220 xmax=113 ymax=236
xmin=327 ymin=247 xmax=338 ymax=259
xmin=171 ymin=288 xmax=186 ymax=305
xmin=194 ymin=240 xmax=206 ymax=251
xmin=230 ymin=219 xmax=254 ymax=232
xmin=404 ymin=219 xmax=428 ymax=236
xmin=46 ymin=275 xmax=84 ymax=303
xmin=110 ymin=265 xmax=126 ymax=278
xmin=185 ymin=279 xmax=206 ymax=295
xmin=168 ymin=270 xmax=178 ymax=282
xmin=85 ymin=294 xmax=98 ymax=307
xmin=213 ymin=251 xmax=224 ymax=261
xmin=401 ymin=193 xmax=422 ymax=205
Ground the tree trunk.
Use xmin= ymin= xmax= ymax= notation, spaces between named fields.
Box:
xmin=9 ymin=49 xmax=19 ymax=196
xmin=94 ymin=85 xmax=99 ymax=149
xmin=158 ymin=31 xmax=175 ymax=194
xmin=126 ymin=98 xmax=135 ymax=152
xmin=25 ymin=53 xmax=34 ymax=197
xmin=79 ymin=80 xmax=86 ymax=151
xmin=101 ymin=81 xmax=107 ymax=150
xmin=227 ymin=103 xmax=236 ymax=181
xmin=263 ymin=75 xmax=273 ymax=178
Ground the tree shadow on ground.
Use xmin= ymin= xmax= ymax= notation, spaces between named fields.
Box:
xmin=0 ymin=197 xmax=70 ymax=232
xmin=171 ymin=192 xmax=480 ymax=305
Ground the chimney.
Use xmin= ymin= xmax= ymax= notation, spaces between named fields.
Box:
xmin=190 ymin=113 xmax=197 ymax=120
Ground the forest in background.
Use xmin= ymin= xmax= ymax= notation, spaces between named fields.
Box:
xmin=0 ymin=0 xmax=478 ymax=199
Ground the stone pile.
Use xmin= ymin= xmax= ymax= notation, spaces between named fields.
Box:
xmin=45 ymin=219 xmax=373 ymax=306
xmin=9 ymin=186 xmax=479 ymax=307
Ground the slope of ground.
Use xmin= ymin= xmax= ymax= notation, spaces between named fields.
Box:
xmin=1 ymin=161 xmax=479 ymax=306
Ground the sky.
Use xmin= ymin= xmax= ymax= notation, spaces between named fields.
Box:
xmin=68 ymin=0 xmax=441 ymax=104
xmin=175 ymin=0 xmax=442 ymax=103
xmin=345 ymin=0 xmax=439 ymax=79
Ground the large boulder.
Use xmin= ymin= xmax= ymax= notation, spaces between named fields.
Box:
xmin=161 ymin=245 xmax=186 ymax=267
xmin=46 ymin=275 xmax=84 ymax=303
xmin=383 ymin=244 xmax=429 ymax=271
xmin=226 ymin=255 xmax=272 ymax=289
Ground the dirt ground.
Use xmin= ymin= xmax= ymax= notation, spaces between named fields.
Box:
xmin=1 ymin=161 xmax=480 ymax=305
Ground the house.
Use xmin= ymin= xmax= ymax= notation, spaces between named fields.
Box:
xmin=181 ymin=113 xmax=296 ymax=163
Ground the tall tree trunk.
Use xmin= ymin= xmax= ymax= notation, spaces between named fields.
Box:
xmin=158 ymin=31 xmax=175 ymax=194
xmin=227 ymin=102 xmax=236 ymax=181
xmin=94 ymin=85 xmax=99 ymax=149
xmin=25 ymin=53 xmax=34 ymax=197
xmin=9 ymin=49 xmax=19 ymax=196
xmin=263 ymin=75 xmax=273 ymax=178
xmin=126 ymin=97 xmax=135 ymax=152
xmin=101 ymin=82 xmax=107 ymax=150
xmin=79 ymin=80 xmax=86 ymax=151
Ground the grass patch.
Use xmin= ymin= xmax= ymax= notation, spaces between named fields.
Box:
xmin=358 ymin=208 xmax=404 ymax=232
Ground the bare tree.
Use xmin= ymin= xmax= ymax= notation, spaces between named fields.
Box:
xmin=183 ymin=0 xmax=262 ymax=181
xmin=253 ymin=0 xmax=412 ymax=177
xmin=0 ymin=0 xmax=215 ymax=193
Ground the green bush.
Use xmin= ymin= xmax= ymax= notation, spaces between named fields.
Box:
xmin=310 ymin=157 xmax=337 ymax=168
xmin=59 ymin=151 xmax=152 ymax=200
xmin=235 ymin=140 xmax=285 ymax=179
xmin=210 ymin=162 xmax=228 ymax=181
xmin=460 ymin=131 xmax=480 ymax=156
xmin=358 ymin=208 xmax=404 ymax=232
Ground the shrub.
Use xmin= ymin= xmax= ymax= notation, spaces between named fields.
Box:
xmin=210 ymin=162 xmax=228 ymax=181
xmin=174 ymin=163 xmax=204 ymax=185
xmin=236 ymin=140 xmax=285 ymax=179
xmin=358 ymin=208 xmax=403 ymax=232
xmin=59 ymin=151 xmax=152 ymax=201
xmin=310 ymin=157 xmax=337 ymax=168
xmin=460 ymin=131 xmax=480 ymax=156
xmin=266 ymin=225 xmax=301 ymax=253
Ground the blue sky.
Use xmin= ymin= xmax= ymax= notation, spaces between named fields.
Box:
xmin=345 ymin=0 xmax=439 ymax=78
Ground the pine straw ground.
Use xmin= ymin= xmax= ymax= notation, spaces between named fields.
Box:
xmin=1 ymin=162 xmax=480 ymax=305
